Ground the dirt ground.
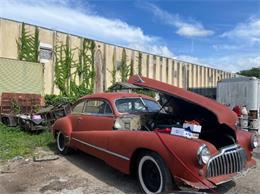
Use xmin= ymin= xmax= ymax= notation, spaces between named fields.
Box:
xmin=0 ymin=146 xmax=260 ymax=194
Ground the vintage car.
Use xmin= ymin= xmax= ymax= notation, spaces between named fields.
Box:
xmin=52 ymin=75 xmax=258 ymax=193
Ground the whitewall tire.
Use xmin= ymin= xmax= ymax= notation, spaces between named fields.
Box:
xmin=56 ymin=131 xmax=71 ymax=155
xmin=137 ymin=152 xmax=173 ymax=193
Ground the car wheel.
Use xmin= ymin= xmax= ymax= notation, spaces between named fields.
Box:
xmin=56 ymin=131 xmax=71 ymax=155
xmin=137 ymin=152 xmax=173 ymax=194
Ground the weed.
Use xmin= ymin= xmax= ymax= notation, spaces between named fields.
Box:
xmin=0 ymin=123 xmax=53 ymax=161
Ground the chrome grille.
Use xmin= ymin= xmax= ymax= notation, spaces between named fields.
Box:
xmin=207 ymin=145 xmax=247 ymax=178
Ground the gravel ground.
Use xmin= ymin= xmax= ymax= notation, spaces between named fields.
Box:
xmin=0 ymin=146 xmax=260 ymax=194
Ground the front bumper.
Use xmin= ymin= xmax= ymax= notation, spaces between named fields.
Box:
xmin=174 ymin=158 xmax=256 ymax=190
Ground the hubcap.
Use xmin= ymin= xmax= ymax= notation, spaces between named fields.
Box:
xmin=138 ymin=156 xmax=163 ymax=193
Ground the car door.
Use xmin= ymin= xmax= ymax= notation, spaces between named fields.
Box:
xmin=71 ymin=98 xmax=115 ymax=161
xmin=67 ymin=100 xmax=86 ymax=131
xmin=77 ymin=99 xmax=115 ymax=131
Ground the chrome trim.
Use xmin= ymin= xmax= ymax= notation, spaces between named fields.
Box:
xmin=222 ymin=154 xmax=227 ymax=174
xmin=197 ymin=144 xmax=210 ymax=165
xmin=72 ymin=137 xmax=130 ymax=161
xmin=206 ymin=144 xmax=247 ymax=178
xmin=251 ymin=134 xmax=258 ymax=149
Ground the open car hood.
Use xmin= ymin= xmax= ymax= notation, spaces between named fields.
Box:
xmin=128 ymin=75 xmax=237 ymax=128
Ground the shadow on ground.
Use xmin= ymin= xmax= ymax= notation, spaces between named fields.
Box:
xmin=46 ymin=142 xmax=245 ymax=194
xmin=201 ymin=180 xmax=236 ymax=194
xmin=68 ymin=152 xmax=139 ymax=193
xmin=47 ymin=143 xmax=139 ymax=193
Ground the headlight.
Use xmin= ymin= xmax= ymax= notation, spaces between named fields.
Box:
xmin=251 ymin=134 xmax=258 ymax=149
xmin=197 ymin=144 xmax=211 ymax=165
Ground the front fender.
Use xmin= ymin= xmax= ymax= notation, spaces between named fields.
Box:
xmin=52 ymin=116 xmax=72 ymax=137
xmin=156 ymin=133 xmax=218 ymax=183
xmin=236 ymin=129 xmax=254 ymax=159
xmin=107 ymin=131 xmax=217 ymax=185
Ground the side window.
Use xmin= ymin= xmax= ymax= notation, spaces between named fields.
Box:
xmin=104 ymin=103 xmax=113 ymax=114
xmin=84 ymin=100 xmax=112 ymax=115
xmin=72 ymin=101 xmax=85 ymax=114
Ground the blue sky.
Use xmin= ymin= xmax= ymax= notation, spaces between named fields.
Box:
xmin=1 ymin=0 xmax=260 ymax=72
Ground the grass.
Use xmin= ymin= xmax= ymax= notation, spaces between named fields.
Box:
xmin=0 ymin=123 xmax=54 ymax=161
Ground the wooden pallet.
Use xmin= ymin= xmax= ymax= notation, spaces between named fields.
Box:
xmin=0 ymin=92 xmax=43 ymax=114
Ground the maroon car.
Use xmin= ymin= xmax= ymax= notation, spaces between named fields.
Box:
xmin=53 ymin=75 xmax=257 ymax=193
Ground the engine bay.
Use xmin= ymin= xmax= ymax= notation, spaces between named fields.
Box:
xmin=114 ymin=93 xmax=237 ymax=149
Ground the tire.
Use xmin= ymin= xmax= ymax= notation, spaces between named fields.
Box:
xmin=137 ymin=152 xmax=173 ymax=194
xmin=56 ymin=131 xmax=71 ymax=155
xmin=2 ymin=117 xmax=10 ymax=126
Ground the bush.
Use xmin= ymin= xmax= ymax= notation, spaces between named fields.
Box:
xmin=44 ymin=94 xmax=78 ymax=106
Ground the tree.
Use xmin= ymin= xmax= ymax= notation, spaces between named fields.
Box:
xmin=238 ymin=67 xmax=260 ymax=79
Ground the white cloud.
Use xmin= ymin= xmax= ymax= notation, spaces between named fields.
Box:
xmin=203 ymin=54 xmax=260 ymax=72
xmin=221 ymin=17 xmax=260 ymax=44
xmin=176 ymin=23 xmax=213 ymax=37
xmin=176 ymin=55 xmax=204 ymax=64
xmin=143 ymin=3 xmax=214 ymax=38
xmin=129 ymin=43 xmax=174 ymax=58
xmin=212 ymin=44 xmax=239 ymax=51
xmin=212 ymin=17 xmax=260 ymax=71
xmin=174 ymin=53 xmax=260 ymax=73
xmin=0 ymin=0 xmax=173 ymax=57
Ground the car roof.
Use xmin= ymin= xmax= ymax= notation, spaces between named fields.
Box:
xmin=80 ymin=92 xmax=155 ymax=102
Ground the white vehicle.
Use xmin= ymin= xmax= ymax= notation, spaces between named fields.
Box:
xmin=217 ymin=76 xmax=260 ymax=132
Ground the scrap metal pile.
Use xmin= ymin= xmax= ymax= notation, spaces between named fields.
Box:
xmin=0 ymin=92 xmax=71 ymax=131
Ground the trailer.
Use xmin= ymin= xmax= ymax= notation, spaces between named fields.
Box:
xmin=217 ymin=76 xmax=260 ymax=132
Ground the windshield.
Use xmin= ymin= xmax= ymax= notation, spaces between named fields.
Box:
xmin=115 ymin=98 xmax=161 ymax=113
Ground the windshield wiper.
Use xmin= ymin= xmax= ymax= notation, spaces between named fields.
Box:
xmin=146 ymin=96 xmax=173 ymax=128
xmin=139 ymin=97 xmax=149 ymax=111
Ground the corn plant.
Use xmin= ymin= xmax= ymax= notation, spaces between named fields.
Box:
xmin=55 ymin=37 xmax=96 ymax=97
xmin=54 ymin=35 xmax=77 ymax=96
xmin=130 ymin=58 xmax=134 ymax=76
xmin=138 ymin=51 xmax=142 ymax=75
xmin=146 ymin=54 xmax=149 ymax=76
xmin=108 ymin=47 xmax=117 ymax=85
xmin=17 ymin=23 xmax=39 ymax=62
xmin=71 ymin=38 xmax=96 ymax=96
xmin=120 ymin=48 xmax=131 ymax=82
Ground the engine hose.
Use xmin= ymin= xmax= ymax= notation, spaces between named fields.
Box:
xmin=155 ymin=130 xmax=217 ymax=193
